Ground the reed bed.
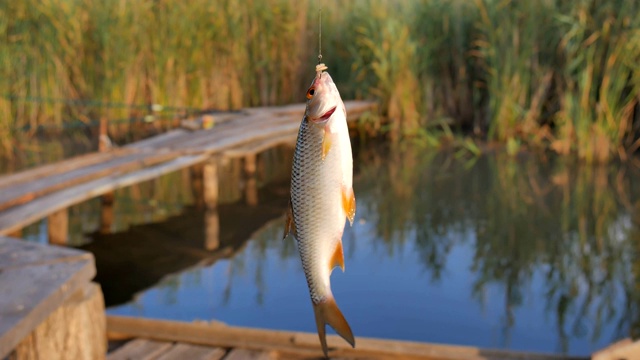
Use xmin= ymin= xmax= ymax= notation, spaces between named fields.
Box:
xmin=1 ymin=0 xmax=639 ymax=163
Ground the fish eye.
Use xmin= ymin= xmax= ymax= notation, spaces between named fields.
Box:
xmin=306 ymin=87 xmax=315 ymax=99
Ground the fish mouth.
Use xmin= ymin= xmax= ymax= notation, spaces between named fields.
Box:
xmin=312 ymin=106 xmax=337 ymax=123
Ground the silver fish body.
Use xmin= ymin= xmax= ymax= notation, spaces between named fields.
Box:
xmin=285 ymin=66 xmax=356 ymax=356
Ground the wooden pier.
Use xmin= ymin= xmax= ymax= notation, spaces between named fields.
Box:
xmin=105 ymin=316 xmax=589 ymax=360
xmin=0 ymin=101 xmax=373 ymax=243
xmin=2 ymin=102 xmax=638 ymax=359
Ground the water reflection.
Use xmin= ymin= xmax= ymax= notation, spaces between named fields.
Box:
xmin=101 ymin=145 xmax=640 ymax=356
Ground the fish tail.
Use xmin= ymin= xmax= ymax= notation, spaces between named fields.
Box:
xmin=313 ymin=295 xmax=355 ymax=357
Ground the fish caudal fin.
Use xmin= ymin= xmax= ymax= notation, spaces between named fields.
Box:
xmin=313 ymin=296 xmax=355 ymax=357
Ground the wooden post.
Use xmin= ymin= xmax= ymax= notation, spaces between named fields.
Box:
xmin=203 ymin=159 xmax=219 ymax=210
xmin=244 ymin=154 xmax=258 ymax=206
xmin=191 ymin=164 xmax=205 ymax=209
xmin=204 ymin=208 xmax=220 ymax=251
xmin=98 ymin=116 xmax=109 ymax=152
xmin=48 ymin=209 xmax=68 ymax=245
xmin=100 ymin=192 xmax=115 ymax=234
xmin=202 ymin=158 xmax=219 ymax=250
xmin=13 ymin=283 xmax=106 ymax=360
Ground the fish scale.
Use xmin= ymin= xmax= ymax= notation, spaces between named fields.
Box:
xmin=291 ymin=115 xmax=335 ymax=304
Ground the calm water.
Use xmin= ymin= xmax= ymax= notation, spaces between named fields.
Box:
xmin=25 ymin=144 xmax=640 ymax=356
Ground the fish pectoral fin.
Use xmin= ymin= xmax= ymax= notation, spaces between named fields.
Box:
xmin=330 ymin=241 xmax=345 ymax=272
xmin=283 ymin=198 xmax=296 ymax=240
xmin=322 ymin=128 xmax=332 ymax=161
xmin=313 ymin=296 xmax=355 ymax=357
xmin=342 ymin=187 xmax=356 ymax=226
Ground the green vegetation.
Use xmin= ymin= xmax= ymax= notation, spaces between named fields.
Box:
xmin=1 ymin=0 xmax=640 ymax=163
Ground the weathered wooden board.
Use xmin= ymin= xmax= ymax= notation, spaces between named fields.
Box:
xmin=166 ymin=100 xmax=370 ymax=155
xmin=180 ymin=115 xmax=301 ymax=155
xmin=223 ymin=133 xmax=297 ymax=159
xmin=0 ymin=154 xmax=209 ymax=235
xmin=126 ymin=129 xmax=190 ymax=150
xmin=224 ymin=348 xmax=275 ymax=360
xmin=242 ymin=100 xmax=373 ymax=119
xmin=0 ymin=237 xmax=97 ymax=359
xmin=592 ymin=338 xmax=640 ymax=360
xmin=0 ymin=151 xmax=126 ymax=191
xmin=107 ymin=339 xmax=173 ymax=360
xmin=167 ymin=113 xmax=299 ymax=152
xmin=107 ymin=316 xmax=585 ymax=360
xmin=0 ymin=236 xmax=89 ymax=269
xmin=0 ymin=149 xmax=180 ymax=212
xmin=155 ymin=343 xmax=226 ymax=360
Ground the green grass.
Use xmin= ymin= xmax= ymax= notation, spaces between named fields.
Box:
xmin=1 ymin=0 xmax=640 ymax=163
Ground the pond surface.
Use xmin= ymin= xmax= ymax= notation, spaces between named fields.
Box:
xmin=25 ymin=144 xmax=640 ymax=356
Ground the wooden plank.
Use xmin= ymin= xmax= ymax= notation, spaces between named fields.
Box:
xmin=106 ymin=316 xmax=584 ymax=360
xmin=223 ymin=348 xmax=274 ymax=360
xmin=180 ymin=113 xmax=244 ymax=131
xmin=0 ymin=238 xmax=96 ymax=359
xmin=223 ymin=133 xmax=296 ymax=159
xmin=126 ymin=129 xmax=190 ymax=150
xmin=155 ymin=343 xmax=226 ymax=360
xmin=243 ymin=100 xmax=374 ymax=119
xmin=107 ymin=339 xmax=173 ymax=360
xmin=180 ymin=115 xmax=301 ymax=155
xmin=0 ymin=154 xmax=209 ymax=235
xmin=593 ymin=339 xmax=640 ymax=360
xmin=0 ymin=149 xmax=180 ymax=212
xmin=149 ymin=112 xmax=262 ymax=151
xmin=0 ymin=236 xmax=90 ymax=269
xmin=144 ymin=100 xmax=370 ymax=154
xmin=167 ymin=113 xmax=299 ymax=152
xmin=0 ymin=151 xmax=128 ymax=191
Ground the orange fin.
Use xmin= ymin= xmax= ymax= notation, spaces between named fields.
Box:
xmin=330 ymin=241 xmax=345 ymax=272
xmin=283 ymin=198 xmax=296 ymax=240
xmin=322 ymin=130 xmax=332 ymax=160
xmin=342 ymin=187 xmax=356 ymax=226
xmin=313 ymin=296 xmax=355 ymax=357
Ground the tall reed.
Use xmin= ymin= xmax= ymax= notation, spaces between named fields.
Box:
xmin=1 ymin=0 xmax=640 ymax=162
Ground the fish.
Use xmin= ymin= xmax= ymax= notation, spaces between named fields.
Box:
xmin=284 ymin=63 xmax=356 ymax=357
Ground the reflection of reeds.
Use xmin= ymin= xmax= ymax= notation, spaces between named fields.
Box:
xmin=354 ymin=144 xmax=640 ymax=346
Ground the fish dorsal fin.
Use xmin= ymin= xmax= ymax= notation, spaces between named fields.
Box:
xmin=330 ymin=241 xmax=345 ymax=272
xmin=283 ymin=198 xmax=296 ymax=240
xmin=342 ymin=187 xmax=356 ymax=226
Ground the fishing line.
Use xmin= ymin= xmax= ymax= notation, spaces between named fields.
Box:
xmin=315 ymin=2 xmax=327 ymax=74
xmin=318 ymin=4 xmax=322 ymax=64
